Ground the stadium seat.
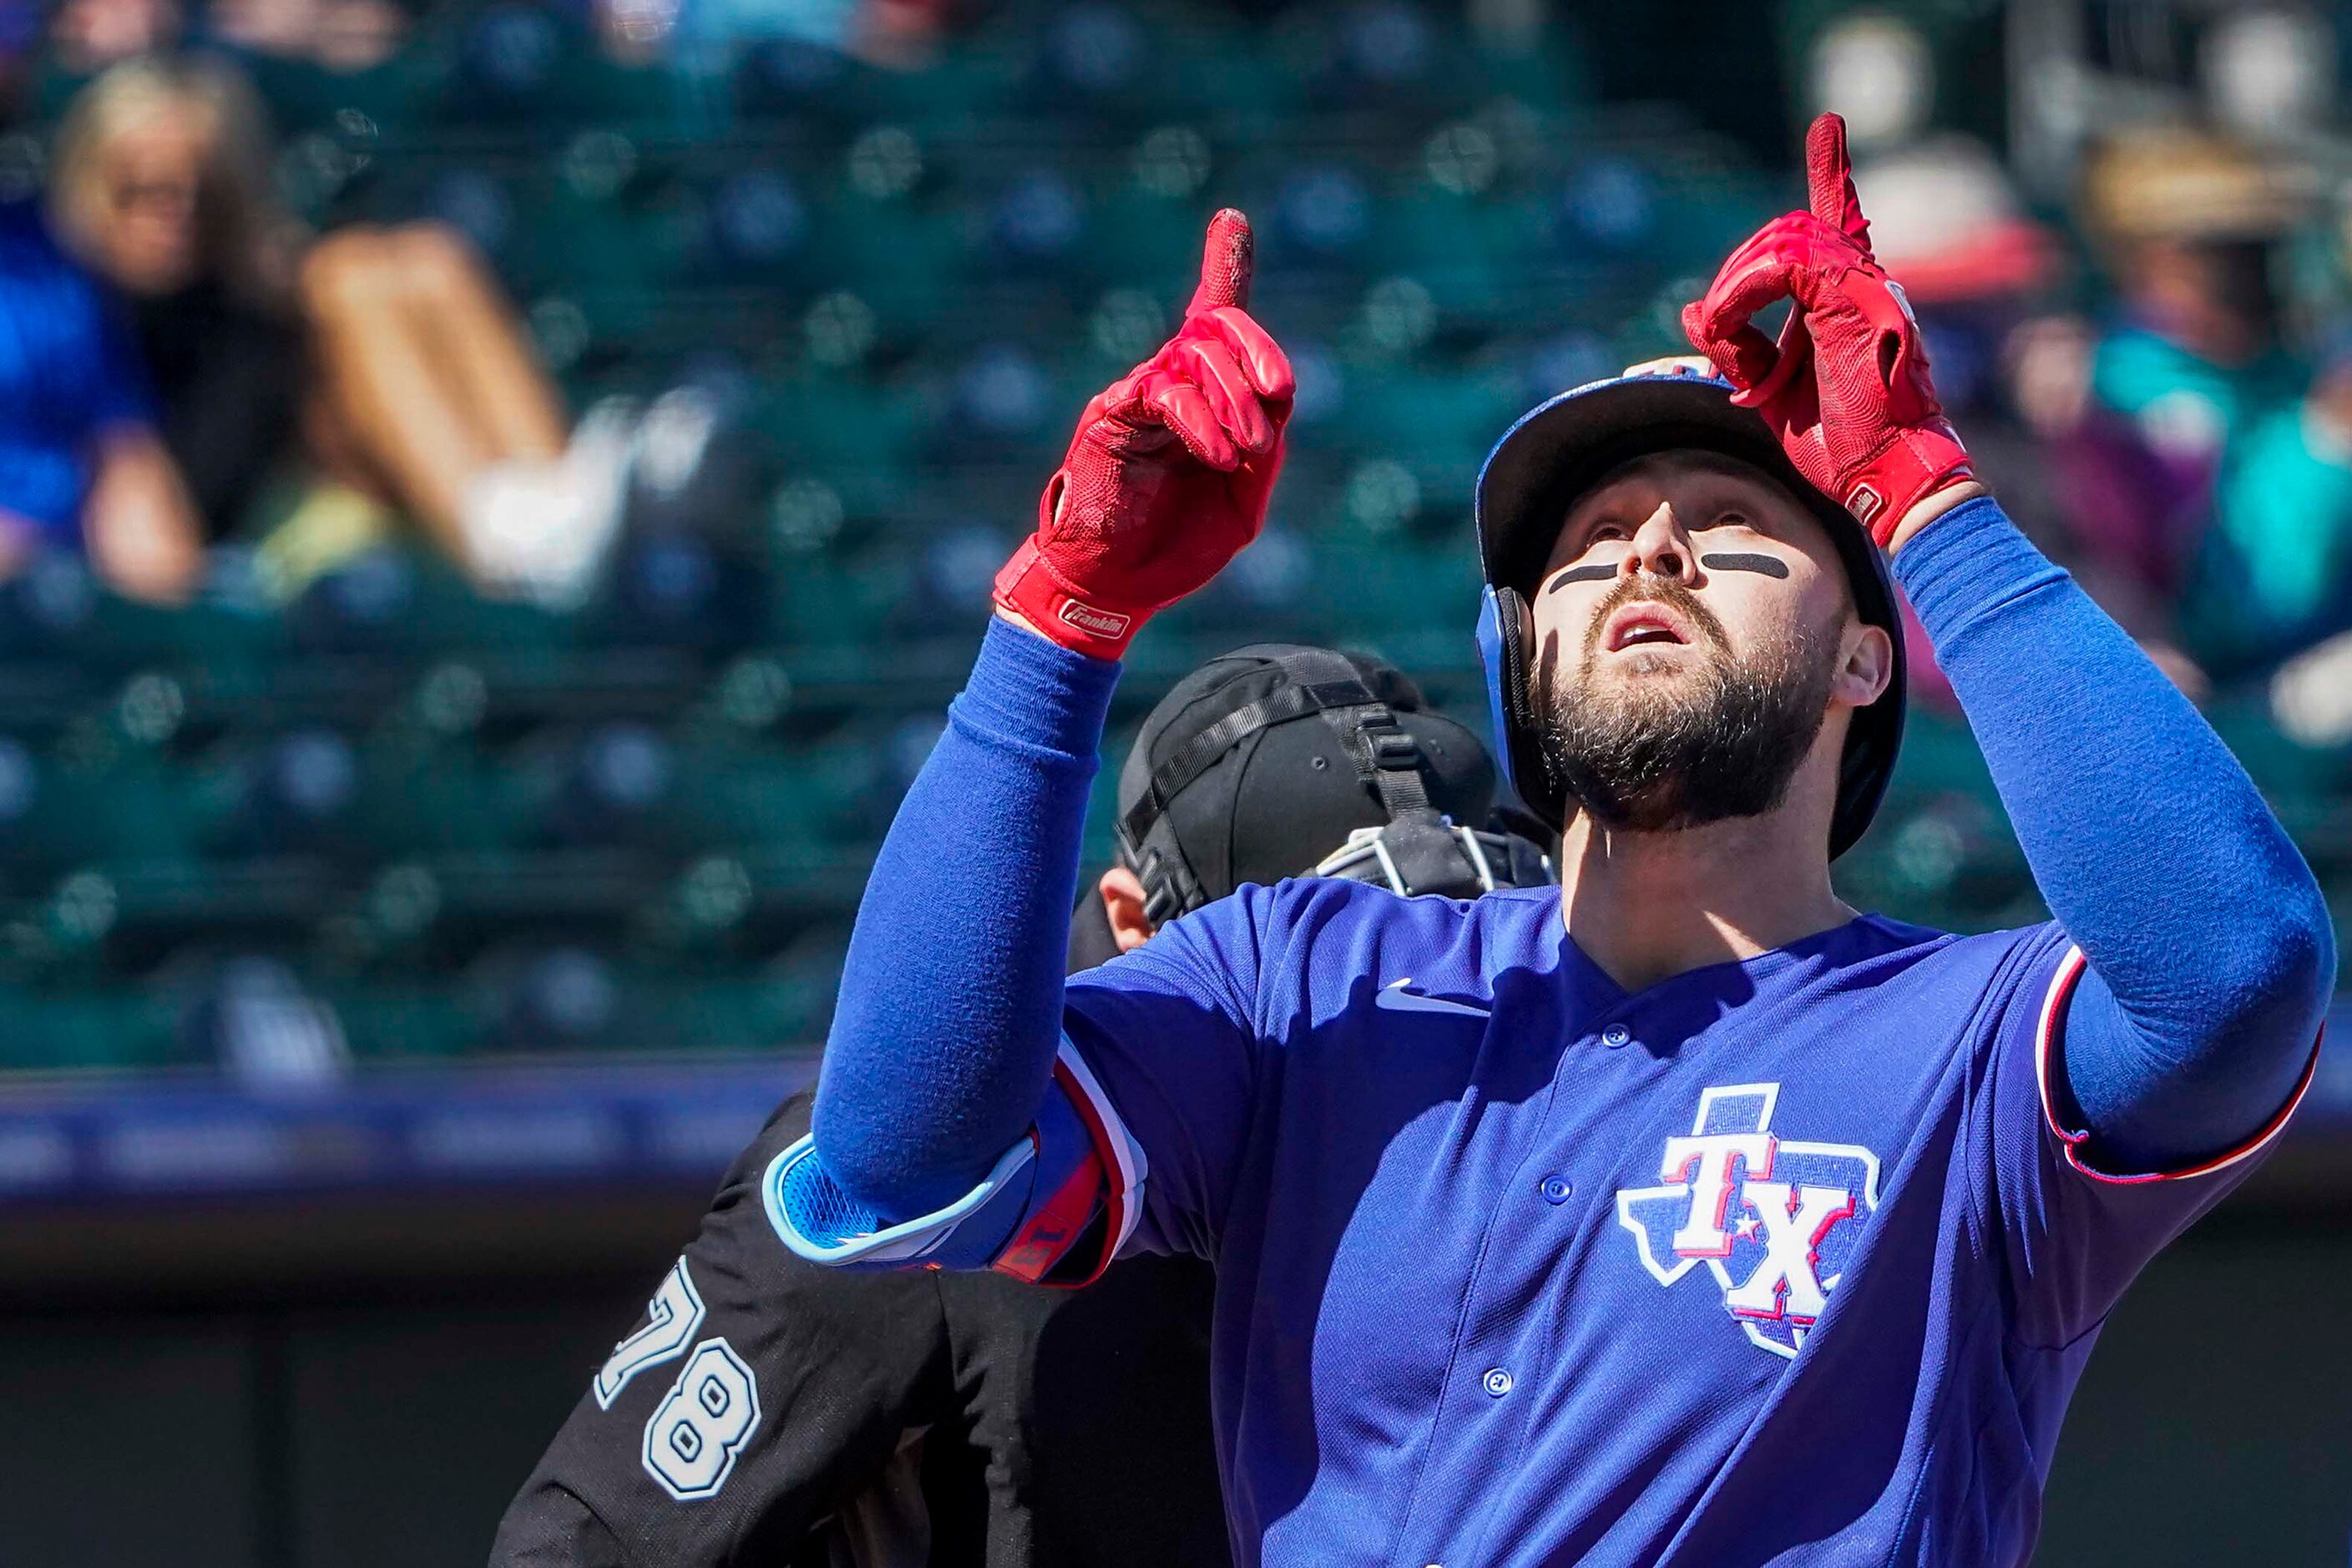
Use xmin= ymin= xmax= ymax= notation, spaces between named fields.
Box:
xmin=8 ymin=3 xmax=2335 ymax=1085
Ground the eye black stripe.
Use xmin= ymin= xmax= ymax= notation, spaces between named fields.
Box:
xmin=1698 ymin=552 xmax=1789 ymax=579
xmin=1544 ymin=564 xmax=1618 ymax=593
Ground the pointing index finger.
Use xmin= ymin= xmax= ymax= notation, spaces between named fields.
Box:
xmin=1186 ymin=209 xmax=1255 ymax=316
xmin=1806 ymin=112 xmax=1872 ymax=254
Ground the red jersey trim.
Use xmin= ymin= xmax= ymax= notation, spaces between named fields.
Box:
xmin=2033 ymin=943 xmax=2322 ymax=1185
xmin=989 ymin=1125 xmax=1108 ymax=1286
xmin=984 ymin=1043 xmax=1151 ymax=1289
xmin=1049 ymin=1041 xmax=1148 ymax=1281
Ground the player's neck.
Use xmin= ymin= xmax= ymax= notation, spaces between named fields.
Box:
xmin=1554 ymin=796 xmax=1851 ymax=996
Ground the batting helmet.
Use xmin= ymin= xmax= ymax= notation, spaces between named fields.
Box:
xmin=1471 ymin=366 xmax=1906 ymax=860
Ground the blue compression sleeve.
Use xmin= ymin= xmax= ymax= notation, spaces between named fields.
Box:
xmin=1894 ymin=498 xmax=2334 ymax=1169
xmin=812 ymin=618 xmax=1118 ymax=1216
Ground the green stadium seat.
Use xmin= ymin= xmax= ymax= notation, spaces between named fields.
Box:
xmin=326 ymin=979 xmax=483 ymax=1062
xmin=4 ymin=6 xmax=2344 ymax=1083
xmin=759 ymin=370 xmax=929 ymax=473
xmin=0 ymin=987 xmax=178 ymax=1070
xmin=768 ymin=554 xmax=918 ymax=646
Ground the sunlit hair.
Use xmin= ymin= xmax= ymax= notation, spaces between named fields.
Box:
xmin=49 ymin=57 xmax=296 ymax=306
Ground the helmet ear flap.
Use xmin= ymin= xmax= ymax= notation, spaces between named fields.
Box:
xmin=1477 ymin=585 xmax=1564 ymax=827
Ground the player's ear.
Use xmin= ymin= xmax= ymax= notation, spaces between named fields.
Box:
xmin=1100 ymin=865 xmax=1155 ymax=951
xmin=1833 ymin=620 xmax=1894 ymax=710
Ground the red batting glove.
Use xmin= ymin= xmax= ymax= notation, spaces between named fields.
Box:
xmin=994 ymin=209 xmax=1295 ymax=660
xmin=1679 ymin=114 xmax=1973 ymax=546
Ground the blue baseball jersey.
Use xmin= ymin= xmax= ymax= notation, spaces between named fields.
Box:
xmin=0 ymin=200 xmax=153 ymax=542
xmin=773 ymin=878 xmax=2311 ymax=1565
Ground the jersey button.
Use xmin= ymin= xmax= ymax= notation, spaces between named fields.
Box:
xmin=1482 ymin=1367 xmax=1514 ymax=1399
xmin=1601 ymin=1024 xmax=1631 ymax=1048
xmin=1539 ymin=1175 xmax=1573 ymax=1205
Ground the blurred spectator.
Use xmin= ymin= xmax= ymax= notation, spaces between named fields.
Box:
xmin=2201 ymin=8 xmax=2337 ymax=144
xmin=2010 ymin=129 xmax=2316 ymax=692
xmin=209 ymin=0 xmax=411 ymax=74
xmin=1851 ymin=139 xmax=2059 ymax=313
xmin=2081 ymin=129 xmax=2307 ymax=483
xmin=679 ymin=0 xmax=955 ymax=68
xmin=48 ymin=0 xmax=182 ymax=77
xmin=48 ymin=57 xmax=302 ymax=544
xmin=52 ymin=56 xmax=627 ymax=604
xmin=0 ymin=2 xmax=39 ymax=121
xmin=2183 ymin=332 xmax=2352 ymax=678
xmin=2003 ymin=312 xmax=2207 ymax=689
xmin=591 ymin=0 xmax=685 ymax=68
xmin=0 ymin=193 xmax=201 ymax=600
xmin=299 ymin=220 xmax=630 ymax=603
xmin=1806 ymin=11 xmax=1935 ymax=160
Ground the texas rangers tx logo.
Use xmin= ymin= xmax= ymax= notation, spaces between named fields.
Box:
xmin=1615 ymin=1083 xmax=1880 ymax=1359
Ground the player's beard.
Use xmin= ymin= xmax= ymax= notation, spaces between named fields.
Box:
xmin=1532 ymin=577 xmax=1838 ymax=834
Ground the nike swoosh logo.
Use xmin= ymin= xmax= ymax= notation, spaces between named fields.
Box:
xmin=1375 ymin=979 xmax=1491 ymax=1019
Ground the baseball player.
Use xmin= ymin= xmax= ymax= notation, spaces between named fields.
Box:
xmin=765 ymin=115 xmax=2334 ymax=1565
xmin=492 ymin=645 xmax=1551 ymax=1567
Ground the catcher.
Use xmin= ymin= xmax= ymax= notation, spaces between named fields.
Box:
xmin=494 ymin=646 xmax=1550 ymax=1565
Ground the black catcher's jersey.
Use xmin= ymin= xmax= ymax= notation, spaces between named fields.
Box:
xmin=489 ymin=1090 xmax=1229 ymax=1568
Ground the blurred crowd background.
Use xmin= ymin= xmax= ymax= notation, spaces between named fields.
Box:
xmin=3 ymin=0 xmax=2352 ymax=1072
xmin=5 ymin=2 xmax=2352 ymax=1564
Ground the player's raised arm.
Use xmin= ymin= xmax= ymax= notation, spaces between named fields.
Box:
xmin=806 ymin=212 xmax=1293 ymax=1229
xmin=1685 ymin=114 xmax=2333 ymax=1175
